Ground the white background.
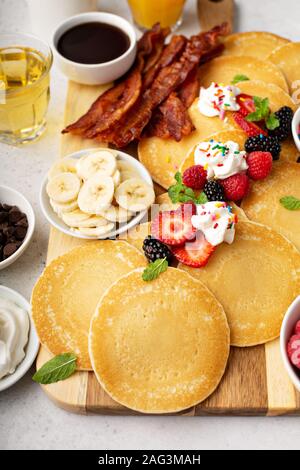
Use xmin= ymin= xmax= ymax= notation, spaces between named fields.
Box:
xmin=1 ymin=0 xmax=300 ymax=450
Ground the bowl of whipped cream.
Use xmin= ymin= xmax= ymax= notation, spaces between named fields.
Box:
xmin=0 ymin=285 xmax=39 ymax=392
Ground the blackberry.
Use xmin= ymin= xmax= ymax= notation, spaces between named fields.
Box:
xmin=142 ymin=236 xmax=173 ymax=263
xmin=269 ymin=106 xmax=293 ymax=141
xmin=203 ymin=180 xmax=225 ymax=202
xmin=245 ymin=135 xmax=281 ymax=160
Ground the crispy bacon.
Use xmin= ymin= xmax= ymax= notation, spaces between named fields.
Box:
xmin=101 ymin=23 xmax=229 ymax=147
xmin=62 ymin=24 xmax=169 ymax=136
xmin=177 ymin=66 xmax=199 ymax=108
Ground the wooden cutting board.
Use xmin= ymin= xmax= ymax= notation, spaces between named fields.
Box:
xmin=36 ymin=79 xmax=300 ymax=416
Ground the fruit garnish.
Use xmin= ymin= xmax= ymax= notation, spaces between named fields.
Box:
xmin=231 ymin=74 xmax=250 ymax=85
xmin=171 ymin=232 xmax=216 ymax=268
xmin=182 ymin=165 xmax=207 ymax=190
xmin=220 ymin=173 xmax=250 ymax=202
xmin=236 ymin=93 xmax=255 ymax=117
xmin=296 ymin=321 xmax=300 ymax=335
xmin=142 ymin=257 xmax=168 ymax=282
xmin=246 ymin=96 xmax=280 ymax=131
xmin=33 ymin=353 xmax=77 ymax=384
xmin=269 ymin=106 xmax=293 ymax=141
xmin=203 ymin=180 xmax=226 ymax=202
xmin=142 ymin=236 xmax=173 ymax=263
xmin=246 ymin=151 xmax=273 ymax=181
xmin=245 ymin=135 xmax=281 ymax=160
xmin=233 ymin=112 xmax=268 ymax=137
xmin=287 ymin=334 xmax=300 ymax=370
xmin=151 ymin=209 xmax=196 ymax=246
xmin=168 ymin=172 xmax=208 ymax=204
xmin=279 ymin=196 xmax=300 ymax=211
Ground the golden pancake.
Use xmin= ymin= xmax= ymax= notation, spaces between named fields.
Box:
xmin=223 ymin=32 xmax=289 ymax=60
xmin=268 ymin=42 xmax=300 ymax=94
xmin=241 ymin=162 xmax=300 ymax=251
xmin=31 ymin=241 xmax=146 ymax=369
xmin=89 ymin=267 xmax=230 ymax=414
xmin=179 ymin=221 xmax=300 ymax=347
xmin=122 ymin=222 xmax=151 ymax=253
xmin=198 ymin=56 xmax=288 ymax=92
xmin=180 ymin=130 xmax=247 ymax=173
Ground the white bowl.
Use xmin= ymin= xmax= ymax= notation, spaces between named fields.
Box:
xmin=52 ymin=12 xmax=137 ymax=85
xmin=40 ymin=148 xmax=153 ymax=240
xmin=291 ymin=106 xmax=300 ymax=152
xmin=280 ymin=295 xmax=300 ymax=392
xmin=0 ymin=186 xmax=35 ymax=271
xmin=0 ymin=285 xmax=39 ymax=392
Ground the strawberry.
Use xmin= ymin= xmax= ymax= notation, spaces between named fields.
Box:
xmin=295 ymin=320 xmax=300 ymax=335
xmin=287 ymin=334 xmax=300 ymax=356
xmin=233 ymin=112 xmax=268 ymax=137
xmin=237 ymin=94 xmax=255 ymax=117
xmin=151 ymin=210 xmax=196 ymax=246
xmin=171 ymin=232 xmax=216 ymax=267
xmin=176 ymin=202 xmax=197 ymax=217
xmin=290 ymin=348 xmax=300 ymax=369
xmin=247 ymin=151 xmax=273 ymax=180
xmin=220 ymin=173 xmax=250 ymax=202
xmin=182 ymin=165 xmax=207 ymax=190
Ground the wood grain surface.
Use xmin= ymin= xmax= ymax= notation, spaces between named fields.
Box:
xmin=35 ymin=80 xmax=300 ymax=415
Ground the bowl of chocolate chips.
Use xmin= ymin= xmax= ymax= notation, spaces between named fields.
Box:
xmin=0 ymin=186 xmax=35 ymax=270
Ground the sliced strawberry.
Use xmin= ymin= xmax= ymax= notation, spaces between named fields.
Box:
xmin=237 ymin=94 xmax=255 ymax=117
xmin=287 ymin=334 xmax=300 ymax=358
xmin=175 ymin=202 xmax=197 ymax=217
xmin=151 ymin=210 xmax=196 ymax=246
xmin=290 ymin=347 xmax=300 ymax=370
xmin=295 ymin=320 xmax=300 ymax=335
xmin=233 ymin=112 xmax=268 ymax=137
xmin=171 ymin=232 xmax=216 ymax=267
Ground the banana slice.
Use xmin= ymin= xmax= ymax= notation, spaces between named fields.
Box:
xmin=50 ymin=198 xmax=78 ymax=215
xmin=61 ymin=209 xmax=91 ymax=227
xmin=48 ymin=157 xmax=77 ymax=180
xmin=117 ymin=160 xmax=140 ymax=182
xmin=76 ymin=215 xmax=109 ymax=228
xmin=99 ymin=205 xmax=133 ymax=223
xmin=74 ymin=223 xmax=115 ymax=238
xmin=115 ymin=178 xmax=155 ymax=212
xmin=112 ymin=169 xmax=121 ymax=187
xmin=77 ymin=150 xmax=116 ymax=180
xmin=46 ymin=172 xmax=81 ymax=204
xmin=78 ymin=172 xmax=114 ymax=214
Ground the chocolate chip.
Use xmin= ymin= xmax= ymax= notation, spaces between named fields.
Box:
xmin=16 ymin=216 xmax=28 ymax=228
xmin=14 ymin=226 xmax=27 ymax=241
xmin=0 ymin=233 xmax=5 ymax=245
xmin=3 ymin=242 xmax=19 ymax=259
xmin=3 ymin=226 xmax=14 ymax=238
xmin=0 ymin=212 xmax=8 ymax=223
xmin=2 ymin=204 xmax=12 ymax=212
xmin=8 ymin=210 xmax=23 ymax=224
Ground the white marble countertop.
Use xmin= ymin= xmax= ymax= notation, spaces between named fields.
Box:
xmin=1 ymin=0 xmax=300 ymax=450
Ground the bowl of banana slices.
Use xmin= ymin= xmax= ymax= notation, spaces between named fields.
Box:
xmin=40 ymin=148 xmax=155 ymax=239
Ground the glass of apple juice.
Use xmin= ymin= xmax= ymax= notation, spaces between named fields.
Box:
xmin=0 ymin=33 xmax=53 ymax=145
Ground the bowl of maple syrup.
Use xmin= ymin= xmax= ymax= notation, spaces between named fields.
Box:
xmin=52 ymin=12 xmax=137 ymax=85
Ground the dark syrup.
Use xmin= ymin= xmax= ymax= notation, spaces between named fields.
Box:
xmin=57 ymin=22 xmax=130 ymax=65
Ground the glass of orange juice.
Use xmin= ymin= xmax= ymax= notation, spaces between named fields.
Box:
xmin=127 ymin=0 xmax=186 ymax=31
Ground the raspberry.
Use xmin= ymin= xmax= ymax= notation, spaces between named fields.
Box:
xmin=182 ymin=165 xmax=207 ymax=190
xmin=220 ymin=173 xmax=250 ymax=202
xmin=246 ymin=151 xmax=273 ymax=180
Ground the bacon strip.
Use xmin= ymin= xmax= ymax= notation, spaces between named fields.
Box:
xmin=62 ymin=24 xmax=169 ymax=136
xmin=98 ymin=23 xmax=229 ymax=147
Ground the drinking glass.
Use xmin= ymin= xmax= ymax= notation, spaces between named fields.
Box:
xmin=127 ymin=0 xmax=186 ymax=31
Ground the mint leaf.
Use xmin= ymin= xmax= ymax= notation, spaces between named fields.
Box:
xmin=196 ymin=192 xmax=208 ymax=204
xmin=260 ymin=97 xmax=270 ymax=117
xmin=174 ymin=171 xmax=182 ymax=184
xmin=266 ymin=113 xmax=280 ymax=130
xmin=33 ymin=353 xmax=77 ymax=384
xmin=280 ymin=196 xmax=300 ymax=211
xmin=231 ymin=74 xmax=250 ymax=85
xmin=142 ymin=258 xmax=168 ymax=282
xmin=168 ymin=172 xmax=198 ymax=204
xmin=246 ymin=111 xmax=263 ymax=122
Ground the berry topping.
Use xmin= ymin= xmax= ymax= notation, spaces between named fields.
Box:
xmin=203 ymin=180 xmax=225 ymax=202
xmin=142 ymin=236 xmax=173 ymax=264
xmin=233 ymin=112 xmax=268 ymax=137
xmin=151 ymin=210 xmax=196 ymax=246
xmin=220 ymin=173 xmax=250 ymax=202
xmin=182 ymin=165 xmax=207 ymax=190
xmin=287 ymin=334 xmax=300 ymax=370
xmin=171 ymin=232 xmax=216 ymax=268
xmin=176 ymin=202 xmax=197 ymax=217
xmin=295 ymin=320 xmax=300 ymax=335
xmin=246 ymin=151 xmax=273 ymax=180
xmin=236 ymin=94 xmax=255 ymax=117
xmin=244 ymin=135 xmax=281 ymax=160
xmin=269 ymin=106 xmax=293 ymax=141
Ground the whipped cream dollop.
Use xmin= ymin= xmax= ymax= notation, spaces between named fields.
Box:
xmin=0 ymin=297 xmax=29 ymax=380
xmin=191 ymin=202 xmax=237 ymax=246
xmin=194 ymin=139 xmax=248 ymax=180
xmin=198 ymin=82 xmax=241 ymax=118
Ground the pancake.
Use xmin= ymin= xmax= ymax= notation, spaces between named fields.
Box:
xmin=222 ymin=32 xmax=289 ymax=60
xmin=122 ymin=222 xmax=151 ymax=253
xmin=179 ymin=221 xmax=300 ymax=347
xmin=268 ymin=42 xmax=300 ymax=94
xmin=198 ymin=56 xmax=288 ymax=92
xmin=31 ymin=241 xmax=146 ymax=370
xmin=89 ymin=267 xmax=230 ymax=413
xmin=241 ymin=162 xmax=300 ymax=251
